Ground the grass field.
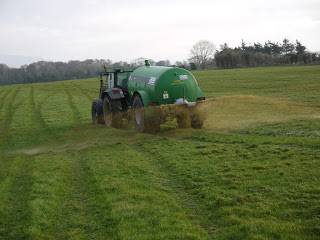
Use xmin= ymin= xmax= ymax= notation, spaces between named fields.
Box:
xmin=0 ymin=65 xmax=319 ymax=239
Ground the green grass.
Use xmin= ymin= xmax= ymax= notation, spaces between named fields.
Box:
xmin=195 ymin=65 xmax=320 ymax=105
xmin=0 ymin=65 xmax=319 ymax=239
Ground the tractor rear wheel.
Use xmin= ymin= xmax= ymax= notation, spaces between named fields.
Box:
xmin=103 ymin=97 xmax=123 ymax=128
xmin=92 ymin=99 xmax=104 ymax=124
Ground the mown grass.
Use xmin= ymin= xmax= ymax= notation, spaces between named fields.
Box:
xmin=0 ymin=65 xmax=319 ymax=239
xmin=195 ymin=65 xmax=320 ymax=105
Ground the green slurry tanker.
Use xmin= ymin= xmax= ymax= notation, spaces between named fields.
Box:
xmin=92 ymin=60 xmax=205 ymax=132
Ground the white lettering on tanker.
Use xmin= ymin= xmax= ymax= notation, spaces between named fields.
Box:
xmin=148 ymin=77 xmax=156 ymax=85
xmin=179 ymin=75 xmax=188 ymax=80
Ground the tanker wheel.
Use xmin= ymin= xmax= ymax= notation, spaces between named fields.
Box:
xmin=145 ymin=107 xmax=161 ymax=133
xmin=190 ymin=104 xmax=205 ymax=129
xmin=132 ymin=95 xmax=145 ymax=132
xmin=92 ymin=99 xmax=104 ymax=124
xmin=103 ymin=97 xmax=123 ymax=128
xmin=132 ymin=95 xmax=160 ymax=133
xmin=191 ymin=114 xmax=204 ymax=129
xmin=176 ymin=111 xmax=191 ymax=128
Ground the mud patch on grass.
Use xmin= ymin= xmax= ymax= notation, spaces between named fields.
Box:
xmin=17 ymin=142 xmax=93 ymax=156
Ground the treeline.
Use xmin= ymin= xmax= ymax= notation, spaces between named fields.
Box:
xmin=0 ymin=58 xmax=172 ymax=85
xmin=214 ymin=39 xmax=320 ymax=68
xmin=0 ymin=59 xmax=111 ymax=85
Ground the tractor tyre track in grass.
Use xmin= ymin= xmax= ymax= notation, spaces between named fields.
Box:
xmin=0 ymin=156 xmax=33 ymax=239
xmin=0 ymin=87 xmax=22 ymax=149
xmin=31 ymin=152 xmax=120 ymax=239
xmin=0 ymin=88 xmax=12 ymax=106
xmin=137 ymin=133 xmax=320 ymax=239
xmin=0 ymin=88 xmax=13 ymax=142
xmin=28 ymin=154 xmax=71 ymax=239
xmin=132 ymin=142 xmax=215 ymax=238
xmin=64 ymin=86 xmax=81 ymax=125
xmin=0 ymin=89 xmax=7 ymax=99
xmin=24 ymin=151 xmax=119 ymax=239
xmin=64 ymin=154 xmax=120 ymax=239
xmin=29 ymin=86 xmax=47 ymax=129
xmin=0 ymin=87 xmax=24 ymax=191
xmin=0 ymin=87 xmax=21 ymax=132
xmin=87 ymin=143 xmax=208 ymax=239
xmin=71 ymin=83 xmax=94 ymax=103
xmin=36 ymin=96 xmax=57 ymax=133
xmin=0 ymin=88 xmax=26 ymax=238
xmin=0 ymin=89 xmax=13 ymax=112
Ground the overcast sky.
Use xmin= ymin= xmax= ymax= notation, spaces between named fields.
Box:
xmin=1 ymin=0 xmax=320 ymax=65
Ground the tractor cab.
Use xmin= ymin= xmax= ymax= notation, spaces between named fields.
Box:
xmin=99 ymin=69 xmax=132 ymax=99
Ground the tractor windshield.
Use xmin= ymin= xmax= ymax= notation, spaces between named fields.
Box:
xmin=117 ymin=72 xmax=131 ymax=89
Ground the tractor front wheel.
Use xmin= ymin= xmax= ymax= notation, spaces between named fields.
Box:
xmin=92 ymin=99 xmax=104 ymax=124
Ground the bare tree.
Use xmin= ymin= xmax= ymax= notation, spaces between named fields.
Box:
xmin=190 ymin=40 xmax=216 ymax=69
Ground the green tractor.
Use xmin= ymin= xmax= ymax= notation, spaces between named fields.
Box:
xmin=92 ymin=60 xmax=205 ymax=132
